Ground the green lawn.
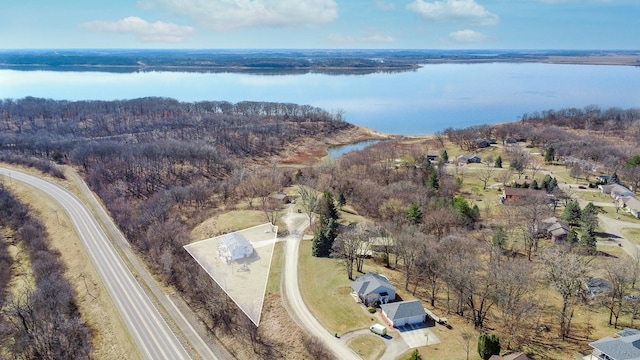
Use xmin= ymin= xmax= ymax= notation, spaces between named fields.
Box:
xmin=265 ymin=242 xmax=284 ymax=294
xmin=298 ymin=241 xmax=379 ymax=335
xmin=347 ymin=334 xmax=385 ymax=360
xmin=622 ymin=228 xmax=640 ymax=246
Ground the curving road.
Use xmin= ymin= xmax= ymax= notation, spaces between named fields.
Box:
xmin=281 ymin=205 xmax=361 ymax=360
xmin=0 ymin=167 xmax=191 ymax=360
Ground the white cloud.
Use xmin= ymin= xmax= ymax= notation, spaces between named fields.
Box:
xmin=80 ymin=16 xmax=195 ymax=42
xmin=407 ymin=0 xmax=499 ymax=26
xmin=329 ymin=29 xmax=396 ymax=44
xmin=449 ymin=29 xmax=486 ymax=43
xmin=137 ymin=0 xmax=338 ymax=31
xmin=375 ymin=0 xmax=396 ymax=11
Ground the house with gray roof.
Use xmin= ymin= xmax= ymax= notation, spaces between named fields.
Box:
xmin=380 ymin=300 xmax=426 ymax=327
xmin=589 ymin=328 xmax=640 ymax=360
xmin=600 ymin=184 xmax=635 ymax=200
xmin=351 ymin=273 xmax=396 ymax=306
xmin=619 ymin=197 xmax=640 ymax=219
xmin=218 ymin=232 xmax=254 ymax=264
xmin=542 ymin=217 xmax=571 ymax=243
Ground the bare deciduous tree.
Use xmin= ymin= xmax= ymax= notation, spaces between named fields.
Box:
xmin=297 ymin=184 xmax=319 ymax=227
xmin=540 ymin=247 xmax=590 ymax=340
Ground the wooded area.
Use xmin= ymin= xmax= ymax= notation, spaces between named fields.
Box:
xmin=0 ymin=96 xmax=350 ymax=358
xmin=0 ymin=185 xmax=92 ymax=359
xmin=3 ymin=98 xmax=640 ymax=358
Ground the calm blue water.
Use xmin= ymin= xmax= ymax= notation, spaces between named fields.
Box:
xmin=2 ymin=63 xmax=639 ymax=135
xmin=326 ymin=140 xmax=381 ymax=159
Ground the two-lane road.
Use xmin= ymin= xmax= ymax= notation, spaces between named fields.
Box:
xmin=1 ymin=167 xmax=190 ymax=360
xmin=282 ymin=206 xmax=361 ymax=360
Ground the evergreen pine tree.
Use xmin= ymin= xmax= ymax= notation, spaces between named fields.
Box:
xmin=478 ymin=333 xmax=501 ymax=360
xmin=581 ymin=202 xmax=599 ymax=228
xmin=494 ymin=156 xmax=503 ymax=168
xmin=544 ymin=146 xmax=555 ymax=163
xmin=338 ymin=192 xmax=346 ymax=208
xmin=562 ymin=200 xmax=582 ymax=226
xmin=492 ymin=226 xmax=507 ymax=249
xmin=530 ymin=179 xmax=539 ymax=190
xmin=318 ymin=189 xmax=339 ymax=223
xmin=580 ymin=224 xmax=597 ymax=253
xmin=428 ymin=171 xmax=440 ymax=190
xmin=406 ymin=203 xmax=423 ymax=225
xmin=440 ymin=149 xmax=449 ymax=163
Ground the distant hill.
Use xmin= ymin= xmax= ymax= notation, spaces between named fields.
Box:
xmin=1 ymin=49 xmax=638 ymax=74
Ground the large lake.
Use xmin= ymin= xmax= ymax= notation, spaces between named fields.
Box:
xmin=2 ymin=63 xmax=639 ymax=135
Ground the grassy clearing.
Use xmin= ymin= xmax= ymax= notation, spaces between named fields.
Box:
xmin=265 ymin=242 xmax=284 ymax=294
xmin=622 ymin=228 xmax=640 ymax=246
xmin=580 ymin=190 xmax=612 ymax=203
xmin=5 ymin=179 xmax=139 ymax=360
xmin=298 ymin=240 xmax=381 ymax=335
xmin=346 ymin=334 xmax=385 ymax=360
xmin=215 ymin=209 xmax=270 ymax=233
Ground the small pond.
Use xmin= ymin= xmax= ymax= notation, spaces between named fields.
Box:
xmin=326 ymin=139 xmax=381 ymax=159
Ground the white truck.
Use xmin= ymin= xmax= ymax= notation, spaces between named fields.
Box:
xmin=370 ymin=324 xmax=387 ymax=336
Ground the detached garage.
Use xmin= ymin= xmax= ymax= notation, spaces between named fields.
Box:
xmin=380 ymin=300 xmax=426 ymax=327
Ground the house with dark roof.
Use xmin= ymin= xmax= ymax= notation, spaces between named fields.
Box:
xmin=586 ymin=278 xmax=612 ymax=297
xmin=457 ymin=154 xmax=482 ymax=165
xmin=588 ymin=328 xmax=640 ymax=360
xmin=380 ymin=300 xmax=426 ymax=327
xmin=542 ymin=217 xmax=571 ymax=243
xmin=501 ymin=187 xmax=548 ymax=204
xmin=218 ymin=232 xmax=254 ymax=264
xmin=351 ymin=273 xmax=396 ymax=306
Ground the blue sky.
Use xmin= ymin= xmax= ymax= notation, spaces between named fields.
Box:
xmin=2 ymin=0 xmax=638 ymax=49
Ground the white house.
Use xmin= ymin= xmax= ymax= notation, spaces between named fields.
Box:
xmin=351 ymin=273 xmax=396 ymax=306
xmin=218 ymin=233 xmax=254 ymax=264
xmin=380 ymin=300 xmax=426 ymax=327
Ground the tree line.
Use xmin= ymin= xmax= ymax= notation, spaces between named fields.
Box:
xmin=0 ymin=184 xmax=92 ymax=359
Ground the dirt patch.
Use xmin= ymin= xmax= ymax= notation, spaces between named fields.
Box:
xmin=257 ymin=293 xmax=316 ymax=359
xmin=6 ymin=180 xmax=139 ymax=360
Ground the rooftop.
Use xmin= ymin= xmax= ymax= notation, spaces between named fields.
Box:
xmin=381 ymin=300 xmax=426 ymax=321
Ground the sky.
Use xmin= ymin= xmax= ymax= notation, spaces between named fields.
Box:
xmin=1 ymin=0 xmax=638 ymax=49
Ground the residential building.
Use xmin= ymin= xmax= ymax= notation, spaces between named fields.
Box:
xmin=351 ymin=273 xmax=396 ymax=306
xmin=588 ymin=328 xmax=640 ymax=360
xmin=501 ymin=187 xmax=548 ymax=204
xmin=457 ymin=154 xmax=482 ymax=165
xmin=218 ymin=232 xmax=254 ymax=264
xmin=380 ymin=300 xmax=426 ymax=327
xmin=619 ymin=197 xmax=640 ymax=219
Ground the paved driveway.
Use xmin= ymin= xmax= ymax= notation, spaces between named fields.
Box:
xmin=396 ymin=322 xmax=441 ymax=348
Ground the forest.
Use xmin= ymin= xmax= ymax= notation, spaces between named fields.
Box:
xmin=2 ymin=97 xmax=640 ymax=358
